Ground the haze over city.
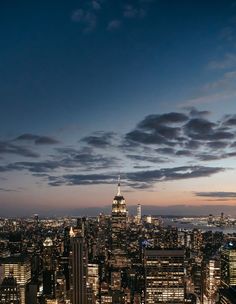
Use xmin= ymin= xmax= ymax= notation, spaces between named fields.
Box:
xmin=1 ymin=0 xmax=236 ymax=215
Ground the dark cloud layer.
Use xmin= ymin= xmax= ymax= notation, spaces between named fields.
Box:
xmin=195 ymin=191 xmax=236 ymax=198
xmin=126 ymin=154 xmax=166 ymax=163
xmin=138 ymin=112 xmax=188 ymax=129
xmin=0 ymin=141 xmax=39 ymax=158
xmin=3 ymin=147 xmax=119 ymax=174
xmin=81 ymin=132 xmax=115 ymax=148
xmin=48 ymin=165 xmax=224 ymax=189
xmin=125 ymin=109 xmax=236 ymax=163
xmin=15 ymin=134 xmax=59 ymax=145
xmin=1 ymin=109 xmax=236 ymax=192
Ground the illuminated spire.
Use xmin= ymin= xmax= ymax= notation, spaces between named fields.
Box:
xmin=69 ymin=226 xmax=75 ymax=238
xmin=117 ymin=175 xmax=121 ymax=196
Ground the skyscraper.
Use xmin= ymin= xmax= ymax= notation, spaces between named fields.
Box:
xmin=111 ymin=178 xmax=129 ymax=268
xmin=0 ymin=274 xmax=20 ymax=304
xmin=43 ymin=237 xmax=55 ymax=298
xmin=71 ymin=227 xmax=87 ymax=304
xmin=111 ymin=179 xmax=127 ymax=250
xmin=87 ymin=263 xmax=99 ymax=303
xmin=137 ymin=204 xmax=141 ymax=223
xmin=219 ymin=241 xmax=236 ymax=303
xmin=0 ymin=255 xmax=31 ymax=304
xmin=144 ymin=248 xmax=185 ymax=303
xmin=204 ymin=259 xmax=220 ymax=304
xmin=221 ymin=241 xmax=236 ymax=288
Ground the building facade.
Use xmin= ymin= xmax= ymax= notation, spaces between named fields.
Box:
xmin=144 ymin=248 xmax=185 ymax=303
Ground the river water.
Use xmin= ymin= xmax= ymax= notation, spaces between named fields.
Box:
xmin=162 ymin=218 xmax=236 ymax=234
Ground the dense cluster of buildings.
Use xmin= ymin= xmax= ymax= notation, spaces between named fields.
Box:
xmin=0 ymin=182 xmax=235 ymax=303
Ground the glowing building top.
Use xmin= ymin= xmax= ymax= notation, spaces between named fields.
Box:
xmin=112 ymin=177 xmax=127 ymax=215
xmin=69 ymin=226 xmax=76 ymax=238
xmin=43 ymin=237 xmax=53 ymax=247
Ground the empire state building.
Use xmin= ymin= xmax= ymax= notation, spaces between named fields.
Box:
xmin=111 ymin=178 xmax=130 ymax=268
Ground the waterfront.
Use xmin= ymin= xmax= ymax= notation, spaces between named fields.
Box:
xmin=163 ymin=217 xmax=236 ymax=234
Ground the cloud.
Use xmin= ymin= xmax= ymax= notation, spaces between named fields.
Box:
xmin=15 ymin=134 xmax=59 ymax=145
xmin=4 ymin=147 xmax=120 ymax=174
xmin=81 ymin=131 xmax=115 ymax=148
xmin=48 ymin=173 xmax=115 ymax=187
xmin=223 ymin=114 xmax=236 ymax=126
xmin=195 ymin=191 xmax=236 ymax=198
xmin=184 ymin=118 xmax=215 ymax=138
xmin=207 ymin=141 xmax=229 ymax=149
xmin=7 ymin=161 xmax=61 ymax=173
xmin=138 ymin=112 xmax=188 ymax=129
xmin=126 ymin=166 xmax=224 ymax=184
xmin=35 ymin=136 xmax=59 ymax=145
xmin=71 ymin=0 xmax=155 ymax=33
xmin=0 ymin=187 xmax=18 ymax=192
xmin=188 ymin=108 xmax=211 ymax=118
xmin=196 ymin=154 xmax=223 ymax=161
xmin=133 ymin=165 xmax=151 ymax=169
xmin=91 ymin=0 xmax=101 ymax=10
xmin=181 ymin=91 xmax=236 ymax=107
xmin=71 ymin=9 xmax=97 ymax=32
xmin=183 ymin=118 xmax=234 ymax=141
xmin=219 ymin=26 xmax=235 ymax=42
xmin=175 ymin=150 xmax=193 ymax=157
xmin=126 ymin=130 xmax=169 ymax=145
xmin=183 ymin=140 xmax=201 ymax=150
xmin=208 ymin=53 xmax=236 ymax=70
xmin=0 ymin=141 xmax=39 ymax=158
xmin=156 ymin=147 xmax=176 ymax=155
xmin=107 ymin=20 xmax=122 ymax=31
xmin=125 ymin=112 xmax=188 ymax=146
xmin=123 ymin=5 xmax=146 ymax=19
xmin=124 ymin=109 xmax=236 ymax=163
xmin=15 ymin=134 xmax=39 ymax=141
xmin=3 ymin=108 xmax=236 ymax=190
xmin=126 ymin=154 xmax=167 ymax=163
xmin=48 ymin=165 xmax=224 ymax=189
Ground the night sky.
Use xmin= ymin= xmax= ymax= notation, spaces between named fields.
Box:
xmin=1 ymin=0 xmax=236 ymax=215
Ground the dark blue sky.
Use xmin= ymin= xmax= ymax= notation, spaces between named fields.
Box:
xmin=1 ymin=0 xmax=234 ymax=134
xmin=1 ymin=0 xmax=236 ymax=215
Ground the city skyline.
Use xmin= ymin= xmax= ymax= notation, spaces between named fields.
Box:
xmin=1 ymin=0 xmax=236 ymax=215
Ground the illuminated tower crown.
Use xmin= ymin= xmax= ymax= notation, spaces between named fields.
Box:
xmin=112 ymin=176 xmax=127 ymax=214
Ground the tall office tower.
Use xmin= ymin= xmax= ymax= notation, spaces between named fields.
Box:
xmin=71 ymin=232 xmax=87 ymax=304
xmin=208 ymin=214 xmax=213 ymax=225
xmin=111 ymin=179 xmax=130 ymax=268
xmin=74 ymin=217 xmax=85 ymax=237
xmin=33 ymin=214 xmax=39 ymax=227
xmin=0 ymin=274 xmax=20 ymax=303
xmin=204 ymin=259 xmax=220 ymax=304
xmin=219 ymin=287 xmax=236 ymax=304
xmin=87 ymin=264 xmax=99 ymax=303
xmin=111 ymin=179 xmax=127 ymax=258
xmin=9 ymin=232 xmax=22 ymax=254
xmin=0 ymin=255 xmax=31 ymax=304
xmin=144 ymin=248 xmax=185 ymax=303
xmin=25 ymin=281 xmax=38 ymax=304
xmin=191 ymin=229 xmax=202 ymax=253
xmin=111 ymin=271 xmax=121 ymax=290
xmin=137 ymin=204 xmax=141 ymax=223
xmin=219 ymin=241 xmax=236 ymax=304
xmin=191 ymin=257 xmax=203 ymax=301
xmin=62 ymin=227 xmax=71 ymax=293
xmin=220 ymin=212 xmax=225 ymax=226
xmin=42 ymin=237 xmax=55 ymax=298
xmin=221 ymin=241 xmax=236 ymax=287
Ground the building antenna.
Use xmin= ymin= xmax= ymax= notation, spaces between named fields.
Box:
xmin=117 ymin=174 xmax=121 ymax=196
